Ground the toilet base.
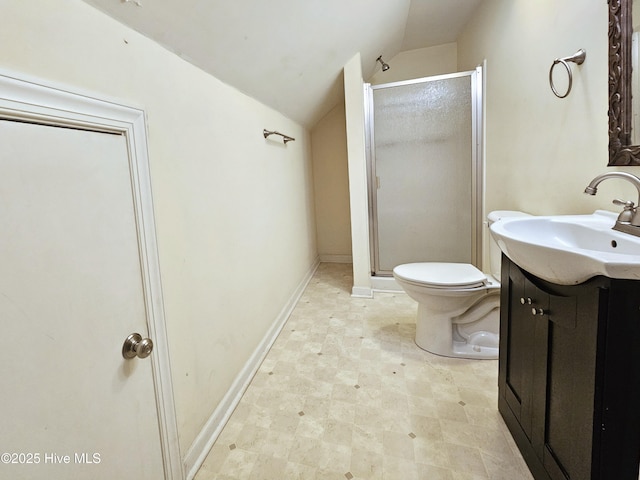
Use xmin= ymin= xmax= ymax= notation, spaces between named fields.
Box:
xmin=415 ymin=335 xmax=498 ymax=360
xmin=414 ymin=303 xmax=499 ymax=360
xmin=452 ymin=339 xmax=498 ymax=360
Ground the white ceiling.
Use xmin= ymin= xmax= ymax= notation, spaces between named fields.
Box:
xmin=82 ymin=0 xmax=482 ymax=127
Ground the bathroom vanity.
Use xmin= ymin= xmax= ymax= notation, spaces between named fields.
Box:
xmin=499 ymin=255 xmax=640 ymax=480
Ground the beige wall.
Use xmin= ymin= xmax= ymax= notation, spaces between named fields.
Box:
xmin=458 ymin=0 xmax=637 ymax=213
xmin=2 ymin=0 xmax=317 ymax=459
xmin=457 ymin=0 xmax=638 ymax=268
xmin=311 ymin=100 xmax=352 ymax=262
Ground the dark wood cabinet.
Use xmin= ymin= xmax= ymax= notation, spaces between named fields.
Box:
xmin=499 ymin=255 xmax=640 ymax=480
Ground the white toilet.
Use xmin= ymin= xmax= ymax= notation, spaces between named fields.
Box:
xmin=392 ymin=211 xmax=529 ymax=360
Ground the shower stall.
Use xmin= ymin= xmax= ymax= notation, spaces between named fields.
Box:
xmin=365 ymin=67 xmax=483 ymax=276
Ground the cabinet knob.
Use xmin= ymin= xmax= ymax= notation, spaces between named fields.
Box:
xmin=520 ymin=297 xmax=533 ymax=305
xmin=532 ymin=307 xmax=546 ymax=316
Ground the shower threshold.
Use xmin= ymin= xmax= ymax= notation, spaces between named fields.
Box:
xmin=371 ymin=274 xmax=403 ymax=292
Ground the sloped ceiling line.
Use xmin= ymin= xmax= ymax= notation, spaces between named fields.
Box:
xmin=82 ymin=0 xmax=482 ymax=128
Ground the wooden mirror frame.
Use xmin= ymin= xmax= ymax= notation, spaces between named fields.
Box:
xmin=609 ymin=0 xmax=640 ymax=165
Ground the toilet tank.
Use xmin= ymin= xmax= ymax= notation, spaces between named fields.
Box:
xmin=487 ymin=210 xmax=531 ymax=281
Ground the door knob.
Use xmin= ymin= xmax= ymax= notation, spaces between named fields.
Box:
xmin=122 ymin=333 xmax=154 ymax=359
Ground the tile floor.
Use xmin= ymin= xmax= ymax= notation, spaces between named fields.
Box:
xmin=195 ymin=263 xmax=533 ymax=480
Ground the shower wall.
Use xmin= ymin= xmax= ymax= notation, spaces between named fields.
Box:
xmin=366 ymin=70 xmax=482 ymax=275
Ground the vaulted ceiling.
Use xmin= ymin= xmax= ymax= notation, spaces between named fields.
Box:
xmin=82 ymin=0 xmax=482 ymax=127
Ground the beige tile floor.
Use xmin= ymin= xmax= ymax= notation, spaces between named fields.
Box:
xmin=195 ymin=263 xmax=533 ymax=480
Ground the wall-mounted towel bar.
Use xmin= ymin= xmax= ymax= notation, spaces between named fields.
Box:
xmin=263 ymin=129 xmax=295 ymax=144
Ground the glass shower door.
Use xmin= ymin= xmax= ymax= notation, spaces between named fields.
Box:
xmin=367 ymin=70 xmax=481 ymax=275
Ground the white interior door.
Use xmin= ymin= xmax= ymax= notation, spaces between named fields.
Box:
xmin=0 ymin=119 xmax=165 ymax=479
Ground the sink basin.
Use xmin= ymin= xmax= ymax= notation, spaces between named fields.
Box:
xmin=489 ymin=210 xmax=640 ymax=285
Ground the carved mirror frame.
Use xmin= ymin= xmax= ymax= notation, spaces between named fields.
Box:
xmin=609 ymin=0 xmax=640 ymax=165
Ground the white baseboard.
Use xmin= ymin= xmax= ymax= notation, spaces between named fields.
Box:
xmin=182 ymin=257 xmax=321 ymax=479
xmin=351 ymin=285 xmax=373 ymax=298
xmin=318 ymin=254 xmax=352 ymax=264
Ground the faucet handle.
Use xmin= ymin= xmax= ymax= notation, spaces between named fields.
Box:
xmin=613 ymin=199 xmax=636 ymax=223
xmin=613 ymin=199 xmax=635 ymax=209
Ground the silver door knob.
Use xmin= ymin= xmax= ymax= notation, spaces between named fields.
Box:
xmin=122 ymin=333 xmax=154 ymax=359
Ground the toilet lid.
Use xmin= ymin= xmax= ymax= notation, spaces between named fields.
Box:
xmin=393 ymin=263 xmax=487 ymax=288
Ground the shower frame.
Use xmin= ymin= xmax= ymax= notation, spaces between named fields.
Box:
xmin=364 ymin=67 xmax=484 ymax=276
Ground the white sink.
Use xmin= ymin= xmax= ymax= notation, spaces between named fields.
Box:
xmin=489 ymin=210 xmax=640 ymax=285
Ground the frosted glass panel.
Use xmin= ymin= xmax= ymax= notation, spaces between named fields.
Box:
xmin=372 ymin=75 xmax=473 ymax=273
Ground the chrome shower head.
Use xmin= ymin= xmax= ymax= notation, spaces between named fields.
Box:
xmin=376 ymin=55 xmax=390 ymax=72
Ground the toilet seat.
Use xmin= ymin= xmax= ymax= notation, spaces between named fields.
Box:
xmin=393 ymin=263 xmax=487 ymax=289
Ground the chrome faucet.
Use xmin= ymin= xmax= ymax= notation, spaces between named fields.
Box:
xmin=584 ymin=172 xmax=640 ymax=235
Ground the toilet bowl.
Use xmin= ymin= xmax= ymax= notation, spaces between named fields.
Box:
xmin=392 ymin=211 xmax=529 ymax=360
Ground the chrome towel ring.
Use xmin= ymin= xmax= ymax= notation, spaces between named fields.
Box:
xmin=549 ymin=49 xmax=586 ymax=98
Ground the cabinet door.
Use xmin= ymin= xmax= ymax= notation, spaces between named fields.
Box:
xmin=595 ymin=282 xmax=640 ymax=480
xmin=539 ymin=285 xmax=601 ymax=480
xmin=502 ymin=262 xmax=548 ymax=440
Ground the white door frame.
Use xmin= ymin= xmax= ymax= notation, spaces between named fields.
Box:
xmin=0 ymin=71 xmax=183 ymax=480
